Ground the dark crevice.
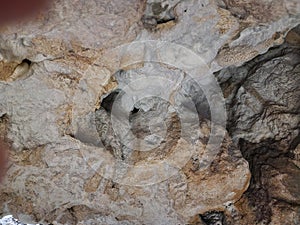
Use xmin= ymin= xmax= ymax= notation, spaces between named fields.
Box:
xmin=0 ymin=114 xmax=9 ymax=141
xmin=67 ymin=207 xmax=78 ymax=225
xmin=22 ymin=58 xmax=32 ymax=66
xmin=200 ymin=211 xmax=226 ymax=225
xmin=156 ymin=16 xmax=176 ymax=25
xmin=238 ymin=140 xmax=273 ymax=223
xmin=289 ymin=133 xmax=300 ymax=152
xmin=100 ymin=90 xmax=120 ymax=113
xmin=131 ymin=107 xmax=140 ymax=114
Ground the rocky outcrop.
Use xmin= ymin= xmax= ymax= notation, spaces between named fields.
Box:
xmin=0 ymin=0 xmax=299 ymax=224
xmin=216 ymin=25 xmax=300 ymax=225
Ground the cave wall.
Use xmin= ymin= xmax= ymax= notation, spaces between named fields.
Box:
xmin=0 ymin=0 xmax=299 ymax=224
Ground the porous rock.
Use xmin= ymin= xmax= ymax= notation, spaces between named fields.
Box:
xmin=0 ymin=0 xmax=299 ymax=224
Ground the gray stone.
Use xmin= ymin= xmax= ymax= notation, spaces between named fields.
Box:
xmin=0 ymin=0 xmax=299 ymax=224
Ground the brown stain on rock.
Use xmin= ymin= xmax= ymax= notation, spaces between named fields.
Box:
xmin=10 ymin=145 xmax=46 ymax=168
xmin=0 ymin=192 xmax=35 ymax=220
xmin=216 ymin=7 xmax=238 ymax=35
xmin=84 ymin=172 xmax=102 ymax=193
xmin=286 ymin=29 xmax=300 ymax=46
xmin=0 ymin=61 xmax=19 ymax=81
xmin=216 ymin=45 xmax=259 ymax=67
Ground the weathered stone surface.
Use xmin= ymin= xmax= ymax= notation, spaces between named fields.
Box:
xmin=140 ymin=0 xmax=299 ymax=70
xmin=0 ymin=58 xmax=250 ymax=224
xmin=0 ymin=0 xmax=299 ymax=224
xmin=217 ymin=27 xmax=300 ymax=224
xmin=0 ymin=215 xmax=41 ymax=225
xmin=224 ymin=43 xmax=299 ymax=149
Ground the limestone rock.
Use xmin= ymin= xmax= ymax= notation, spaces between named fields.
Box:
xmin=217 ymin=27 xmax=300 ymax=224
xmin=0 ymin=0 xmax=299 ymax=224
xmin=0 ymin=215 xmax=41 ymax=225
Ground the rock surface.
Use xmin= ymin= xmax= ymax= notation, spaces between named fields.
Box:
xmin=0 ymin=215 xmax=41 ymax=225
xmin=0 ymin=0 xmax=299 ymax=224
xmin=216 ymin=25 xmax=300 ymax=225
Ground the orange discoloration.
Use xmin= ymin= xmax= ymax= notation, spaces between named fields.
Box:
xmin=0 ymin=139 xmax=8 ymax=183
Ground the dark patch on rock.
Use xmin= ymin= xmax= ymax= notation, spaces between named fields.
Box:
xmin=142 ymin=1 xmax=177 ymax=30
xmin=200 ymin=211 xmax=225 ymax=225
xmin=216 ymin=25 xmax=300 ymax=224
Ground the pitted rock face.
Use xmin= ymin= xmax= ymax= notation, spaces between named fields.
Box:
xmin=95 ymin=65 xmax=210 ymax=164
xmin=224 ymin=42 xmax=300 ymax=149
xmin=0 ymin=0 xmax=299 ymax=224
xmin=216 ymin=27 xmax=300 ymax=225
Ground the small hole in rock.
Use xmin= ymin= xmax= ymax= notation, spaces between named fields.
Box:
xmin=22 ymin=58 xmax=32 ymax=66
xmin=100 ymin=90 xmax=120 ymax=113
xmin=131 ymin=107 xmax=140 ymax=114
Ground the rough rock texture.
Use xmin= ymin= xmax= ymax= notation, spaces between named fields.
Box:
xmin=215 ymin=25 xmax=300 ymax=225
xmin=0 ymin=0 xmax=299 ymax=224
xmin=0 ymin=215 xmax=41 ymax=225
